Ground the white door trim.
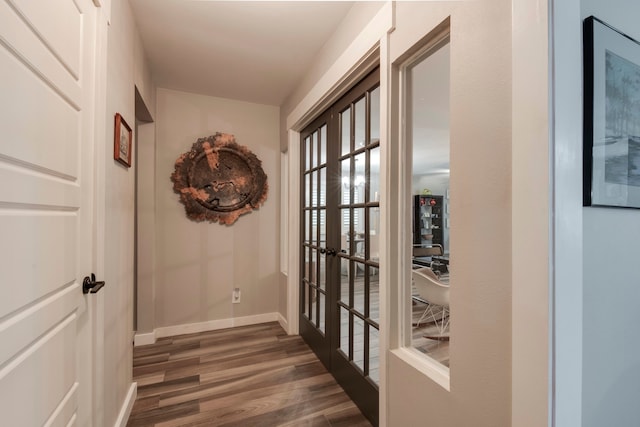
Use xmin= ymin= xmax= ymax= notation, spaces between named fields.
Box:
xmin=92 ymin=3 xmax=110 ymax=425
xmin=286 ymin=129 xmax=301 ymax=336
xmin=549 ymin=0 xmax=584 ymax=425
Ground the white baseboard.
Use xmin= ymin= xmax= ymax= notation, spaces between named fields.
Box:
xmin=154 ymin=312 xmax=280 ymax=339
xmin=133 ymin=330 xmax=157 ymax=347
xmin=114 ymin=382 xmax=137 ymax=427
xmin=277 ymin=312 xmax=289 ymax=333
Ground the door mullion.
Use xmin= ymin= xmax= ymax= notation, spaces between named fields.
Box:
xmin=326 ymin=106 xmax=341 ymax=362
xmin=348 ymin=101 xmax=356 ymax=363
xmin=364 ymin=90 xmax=372 ymax=376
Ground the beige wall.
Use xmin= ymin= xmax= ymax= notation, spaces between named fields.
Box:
xmin=152 ymin=88 xmax=280 ymax=328
xmin=136 ymin=121 xmax=156 ymax=334
xmin=134 ymin=12 xmax=157 ymax=335
xmin=102 ymin=0 xmax=155 ymax=423
xmin=133 ymin=33 xmax=156 ymax=114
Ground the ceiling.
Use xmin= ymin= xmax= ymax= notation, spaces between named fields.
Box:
xmin=130 ymin=1 xmax=449 ymax=174
xmin=129 ymin=0 xmax=355 ymax=106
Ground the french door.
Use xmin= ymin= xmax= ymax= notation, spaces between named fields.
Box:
xmin=300 ymin=68 xmax=380 ymax=425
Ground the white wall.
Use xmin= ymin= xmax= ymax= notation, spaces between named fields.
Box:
xmin=583 ymin=209 xmax=640 ymax=425
xmin=152 ymin=88 xmax=280 ymax=329
xmin=550 ymin=0 xmax=584 ymax=425
xmin=101 ymin=0 xmax=155 ymax=424
xmin=412 ymin=174 xmax=448 ymax=197
xmin=580 ymin=2 xmax=640 ymax=425
xmin=513 ymin=0 xmax=550 ymax=426
xmin=386 ymin=2 xmax=512 ymax=426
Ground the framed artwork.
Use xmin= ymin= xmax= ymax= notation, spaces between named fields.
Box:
xmin=171 ymin=133 xmax=268 ymax=225
xmin=584 ymin=16 xmax=640 ymax=208
xmin=114 ymin=113 xmax=132 ymax=167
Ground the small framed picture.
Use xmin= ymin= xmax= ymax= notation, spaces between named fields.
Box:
xmin=114 ymin=113 xmax=132 ymax=167
xmin=583 ymin=16 xmax=640 ymax=208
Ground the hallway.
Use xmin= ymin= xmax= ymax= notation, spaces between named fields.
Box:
xmin=127 ymin=322 xmax=371 ymax=426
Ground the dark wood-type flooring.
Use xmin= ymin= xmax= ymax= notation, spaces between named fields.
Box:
xmin=126 ymin=322 xmax=372 ymax=427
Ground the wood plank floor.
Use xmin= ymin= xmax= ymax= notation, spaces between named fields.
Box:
xmin=127 ymin=322 xmax=372 ymax=427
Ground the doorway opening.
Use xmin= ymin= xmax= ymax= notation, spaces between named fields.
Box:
xmin=134 ymin=87 xmax=154 ymax=336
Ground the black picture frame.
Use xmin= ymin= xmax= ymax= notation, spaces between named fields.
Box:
xmin=583 ymin=16 xmax=640 ymax=208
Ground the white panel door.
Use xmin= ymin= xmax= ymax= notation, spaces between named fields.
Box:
xmin=0 ymin=0 xmax=99 ymax=425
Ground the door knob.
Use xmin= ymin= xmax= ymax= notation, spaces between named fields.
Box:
xmin=319 ymin=247 xmax=326 ymax=254
xmin=326 ymin=248 xmax=337 ymax=256
xmin=83 ymin=273 xmax=105 ymax=294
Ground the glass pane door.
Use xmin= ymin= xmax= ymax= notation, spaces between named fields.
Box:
xmin=299 ymin=68 xmax=380 ymax=426
xmin=331 ymin=75 xmax=380 ymax=423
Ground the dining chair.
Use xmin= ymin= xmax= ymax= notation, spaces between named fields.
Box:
xmin=412 ymin=267 xmax=450 ymax=339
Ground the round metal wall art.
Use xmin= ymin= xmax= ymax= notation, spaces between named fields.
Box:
xmin=171 ymin=133 xmax=268 ymax=225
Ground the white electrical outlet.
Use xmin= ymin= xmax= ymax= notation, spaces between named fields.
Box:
xmin=232 ymin=288 xmax=241 ymax=304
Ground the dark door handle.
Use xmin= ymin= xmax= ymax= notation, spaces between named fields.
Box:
xmin=83 ymin=273 xmax=105 ymax=294
xmin=326 ymin=248 xmax=337 ymax=257
xmin=319 ymin=247 xmax=326 ymax=254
